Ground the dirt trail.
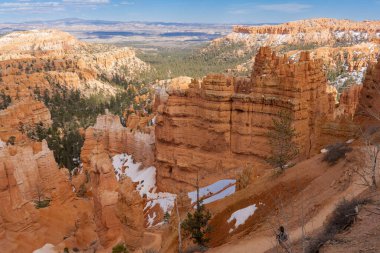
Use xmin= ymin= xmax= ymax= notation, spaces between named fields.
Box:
xmin=208 ymin=181 xmax=367 ymax=253
xmin=142 ymin=230 xmax=162 ymax=251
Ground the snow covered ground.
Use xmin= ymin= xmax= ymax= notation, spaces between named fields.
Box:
xmin=188 ymin=179 xmax=236 ymax=205
xmin=332 ymin=66 xmax=367 ymax=91
xmin=32 ymin=244 xmax=56 ymax=253
xmin=0 ymin=139 xmax=6 ymax=149
xmin=227 ymin=204 xmax=258 ymax=233
xmin=112 ymin=154 xmax=176 ymax=226
xmin=112 ymin=154 xmax=238 ymax=226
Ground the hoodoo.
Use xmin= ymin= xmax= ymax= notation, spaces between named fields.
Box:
xmin=155 ymin=47 xmax=360 ymax=192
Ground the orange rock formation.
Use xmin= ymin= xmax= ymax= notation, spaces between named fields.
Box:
xmin=155 ymin=47 xmax=358 ymax=192
xmin=233 ymin=18 xmax=380 ymax=45
xmin=356 ymin=55 xmax=380 ymax=124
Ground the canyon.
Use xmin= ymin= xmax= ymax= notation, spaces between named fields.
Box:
xmin=0 ymin=17 xmax=379 ymax=253
xmin=0 ymin=29 xmax=149 ymax=99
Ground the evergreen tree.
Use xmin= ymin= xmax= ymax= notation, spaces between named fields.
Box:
xmin=267 ymin=110 xmax=299 ymax=170
xmin=182 ymin=174 xmax=211 ymax=247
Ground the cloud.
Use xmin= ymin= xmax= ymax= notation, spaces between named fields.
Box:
xmin=120 ymin=1 xmax=135 ymax=5
xmin=62 ymin=0 xmax=109 ymax=3
xmin=0 ymin=0 xmax=110 ymax=13
xmin=257 ymin=3 xmax=312 ymax=13
xmin=228 ymin=9 xmax=250 ymax=15
xmin=0 ymin=1 xmax=63 ymax=13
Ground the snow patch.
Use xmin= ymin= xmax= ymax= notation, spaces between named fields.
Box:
xmin=112 ymin=154 xmax=176 ymax=216
xmin=0 ymin=139 xmax=6 ymax=149
xmin=321 ymin=148 xmax=329 ymax=154
xmin=332 ymin=66 xmax=367 ymax=89
xmin=112 ymin=154 xmax=156 ymax=196
xmin=33 ymin=244 xmax=56 ymax=253
xmin=147 ymin=212 xmax=157 ymax=227
xmin=227 ymin=204 xmax=257 ymax=233
xmin=188 ymin=179 xmax=236 ymax=205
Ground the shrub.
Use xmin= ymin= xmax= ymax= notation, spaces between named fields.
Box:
xmin=112 ymin=243 xmax=129 ymax=253
xmin=323 ymin=143 xmax=352 ymax=165
xmin=35 ymin=199 xmax=51 ymax=209
xmin=6 ymin=136 xmax=16 ymax=145
xmin=307 ymin=198 xmax=370 ymax=253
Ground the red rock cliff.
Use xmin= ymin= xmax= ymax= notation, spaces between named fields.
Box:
xmin=155 ymin=47 xmax=357 ymax=192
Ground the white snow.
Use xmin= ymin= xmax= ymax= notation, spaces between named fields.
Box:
xmin=147 ymin=212 xmax=157 ymax=227
xmin=188 ymin=179 xmax=236 ymax=205
xmin=112 ymin=153 xmax=176 ymax=215
xmin=33 ymin=244 xmax=56 ymax=253
xmin=334 ymin=31 xmax=346 ymax=39
xmin=332 ymin=66 xmax=367 ymax=89
xmin=321 ymin=148 xmax=329 ymax=154
xmin=145 ymin=191 xmax=176 ymax=213
xmin=227 ymin=204 xmax=258 ymax=233
xmin=112 ymin=154 xmax=156 ymax=196
xmin=0 ymin=139 xmax=6 ymax=149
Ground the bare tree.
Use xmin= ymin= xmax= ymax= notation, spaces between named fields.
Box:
xmin=353 ymin=127 xmax=380 ymax=189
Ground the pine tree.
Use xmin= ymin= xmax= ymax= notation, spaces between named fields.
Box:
xmin=182 ymin=174 xmax=211 ymax=247
xmin=267 ymin=110 xmax=299 ymax=170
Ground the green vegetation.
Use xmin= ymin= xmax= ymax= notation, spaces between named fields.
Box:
xmin=182 ymin=179 xmax=211 ymax=247
xmin=6 ymin=136 xmax=16 ymax=145
xmin=0 ymin=90 xmax=11 ymax=110
xmin=112 ymin=243 xmax=129 ymax=253
xmin=137 ymin=42 xmax=255 ymax=82
xmin=35 ymin=199 xmax=51 ymax=209
xmin=27 ymin=81 xmax=152 ymax=171
xmin=323 ymin=142 xmax=353 ymax=166
xmin=267 ymin=110 xmax=299 ymax=170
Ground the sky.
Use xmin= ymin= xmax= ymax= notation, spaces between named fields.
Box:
xmin=0 ymin=0 xmax=379 ymax=24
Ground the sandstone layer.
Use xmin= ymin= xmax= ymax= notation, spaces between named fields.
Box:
xmin=231 ymin=18 xmax=380 ymax=47
xmin=155 ymin=47 xmax=358 ymax=192
xmin=356 ymin=55 xmax=380 ymax=125
xmin=0 ymin=29 xmax=150 ymax=99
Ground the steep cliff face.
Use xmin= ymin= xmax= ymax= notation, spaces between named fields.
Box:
xmin=155 ymin=47 xmax=358 ymax=192
xmin=0 ymin=102 xmax=152 ymax=251
xmin=78 ymin=114 xmax=157 ymax=249
xmin=81 ymin=114 xmax=155 ymax=168
xmin=0 ymin=140 xmax=101 ymax=253
xmin=0 ymin=29 xmax=150 ymax=99
xmin=356 ymin=55 xmax=380 ymax=124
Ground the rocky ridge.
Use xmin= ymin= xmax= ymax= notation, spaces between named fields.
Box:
xmin=231 ymin=18 xmax=380 ymax=47
xmin=0 ymin=29 xmax=149 ymax=99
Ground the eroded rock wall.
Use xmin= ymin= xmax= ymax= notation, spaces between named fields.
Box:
xmin=0 ymin=99 xmax=51 ymax=143
xmin=155 ymin=47 xmax=358 ymax=192
xmin=356 ymin=56 xmax=380 ymax=125
xmin=79 ymin=114 xmax=156 ymax=250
